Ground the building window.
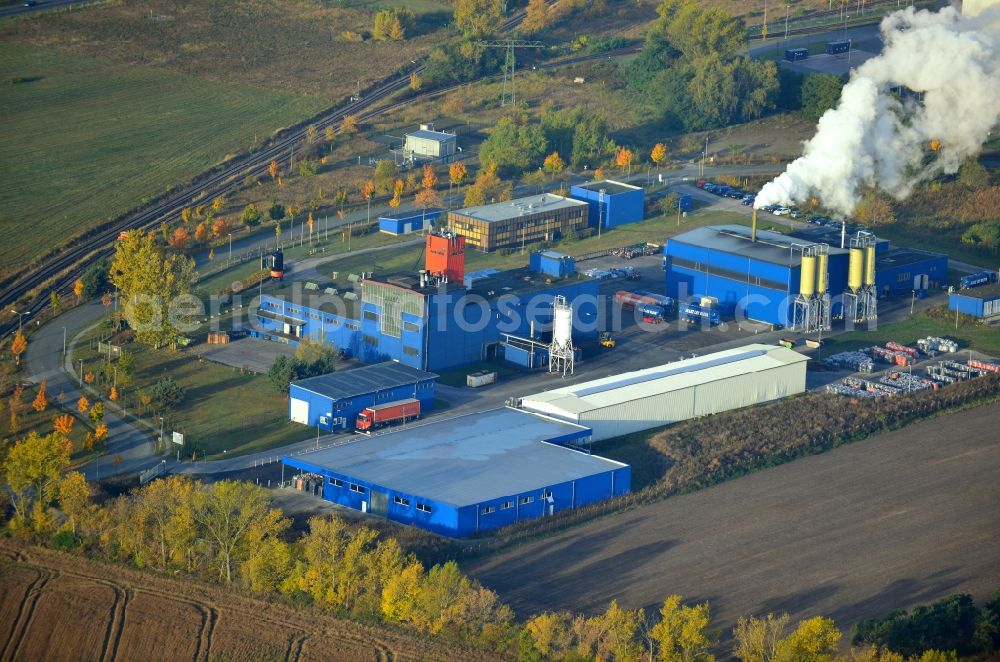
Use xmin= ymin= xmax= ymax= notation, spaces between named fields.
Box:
xmin=501 ymin=501 xmax=514 ymax=510
xmin=403 ymin=321 xmax=420 ymax=333
xmin=541 ymin=490 xmax=552 ymax=499
xmin=393 ymin=496 xmax=410 ymax=507
xmin=403 ymin=346 xmax=420 ymax=357
xmin=349 ymin=484 xmax=365 ymax=493
xmin=416 ymin=503 xmax=432 ymax=513
xmin=363 ymin=334 xmax=379 ymax=346
xmin=363 ymin=310 xmax=379 ymax=322
xmin=520 ymin=496 xmax=534 ymax=505
xmin=346 ymin=322 xmax=360 ymax=331
xmin=481 ymin=505 xmax=496 ymax=515
xmin=330 ymin=478 xmax=343 ymax=487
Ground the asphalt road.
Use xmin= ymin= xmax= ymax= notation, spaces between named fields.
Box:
xmin=467 ymin=402 xmax=1000 ymax=637
xmin=0 ymin=0 xmax=88 ymax=17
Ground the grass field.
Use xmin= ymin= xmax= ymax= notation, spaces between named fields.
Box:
xmin=0 ymin=542 xmax=502 ymax=662
xmin=0 ymin=42 xmax=326 ymax=275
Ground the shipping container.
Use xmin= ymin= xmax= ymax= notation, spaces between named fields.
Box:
xmin=466 ymin=371 xmax=498 ymax=387
xmin=615 ymin=290 xmax=674 ymax=312
xmin=356 ymin=398 xmax=421 ymax=431
xmin=827 ymin=40 xmax=851 ymax=55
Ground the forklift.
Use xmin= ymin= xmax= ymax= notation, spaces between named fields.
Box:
xmin=599 ymin=331 xmax=616 ymax=348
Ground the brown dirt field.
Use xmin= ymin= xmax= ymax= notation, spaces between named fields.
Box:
xmin=468 ymin=403 xmax=1000 ymax=641
xmin=0 ymin=544 xmax=506 ymax=662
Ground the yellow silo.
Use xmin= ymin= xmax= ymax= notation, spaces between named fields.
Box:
xmin=848 ymin=248 xmax=864 ymax=292
xmin=864 ymin=245 xmax=876 ymax=287
xmin=816 ymin=253 xmax=828 ymax=295
xmin=799 ymin=255 xmax=816 ymax=298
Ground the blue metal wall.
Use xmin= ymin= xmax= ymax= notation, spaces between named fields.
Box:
xmin=378 ymin=209 xmax=442 ymax=235
xmin=949 ymin=293 xmax=990 ymax=318
xmin=282 ymin=454 xmax=630 ymax=538
xmin=288 ymin=379 xmax=436 ymax=431
xmin=569 ymin=185 xmax=645 ymax=229
xmin=257 ymin=277 xmax=599 ymax=372
xmin=875 ymin=253 xmax=948 ymax=296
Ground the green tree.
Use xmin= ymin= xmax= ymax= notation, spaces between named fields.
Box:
xmin=852 ymin=594 xmax=980 ymax=658
xmin=241 ymin=203 xmax=262 ymax=226
xmin=479 ymin=116 xmax=548 ymax=173
xmin=244 ymin=537 xmax=293 ymax=593
xmin=800 ymin=73 xmax=845 ymax=122
xmin=652 ymin=595 xmax=717 ymax=662
xmin=656 ymin=0 xmax=746 ymax=61
xmin=150 ymin=376 xmax=185 ymax=410
xmin=958 ymin=156 xmax=990 ymax=190
xmin=776 ymin=616 xmax=840 ymax=662
xmin=192 ymin=480 xmax=288 ymax=584
xmin=374 ymin=160 xmax=400 ymax=194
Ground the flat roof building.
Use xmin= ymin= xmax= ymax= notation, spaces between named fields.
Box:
xmin=949 ymin=284 xmax=1000 ymax=319
xmin=446 ymin=194 xmax=588 ymax=251
xmin=404 ymin=125 xmax=457 ymax=162
xmin=521 ymin=344 xmax=808 ymax=441
xmin=281 ymin=407 xmax=630 ymax=537
xmin=569 ymin=180 xmax=645 ymax=229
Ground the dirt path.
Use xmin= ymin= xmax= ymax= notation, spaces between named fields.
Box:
xmin=467 ymin=403 xmax=1000 ymax=635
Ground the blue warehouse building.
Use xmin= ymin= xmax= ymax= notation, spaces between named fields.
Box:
xmin=949 ymin=284 xmax=1000 ymax=319
xmin=570 ymin=180 xmax=645 ymax=229
xmin=281 ymin=407 xmax=630 ymax=537
xmin=288 ymin=361 xmax=437 ymax=430
xmin=874 ymin=248 xmax=948 ymax=296
xmin=379 ymin=209 xmax=442 ymax=236
xmin=664 ymin=224 xmax=849 ymax=326
xmin=254 ymin=270 xmax=599 ymax=372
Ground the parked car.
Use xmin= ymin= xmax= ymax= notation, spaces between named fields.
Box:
xmin=789 ymin=209 xmax=805 ymax=218
xmin=726 ymin=190 xmax=744 ymax=199
xmin=772 ymin=207 xmax=791 ymax=216
xmin=808 ymin=215 xmax=826 ymax=224
xmin=742 ymin=197 xmax=756 ymax=206
xmin=703 ymin=183 xmax=717 ymax=192
xmin=696 ymin=179 xmax=706 ymax=188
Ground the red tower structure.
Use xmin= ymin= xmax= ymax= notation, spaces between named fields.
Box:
xmin=425 ymin=232 xmax=465 ymax=284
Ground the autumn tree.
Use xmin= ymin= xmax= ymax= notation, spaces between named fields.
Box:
xmin=181 ymin=207 xmax=192 ymax=224
xmin=110 ymin=230 xmax=197 ymax=348
xmin=324 ymin=125 xmax=335 ymax=143
xmin=341 ymin=114 xmax=360 ymax=134
xmin=77 ymin=396 xmax=90 ymax=414
xmin=241 ymin=203 xmax=262 ymax=226
xmin=422 ymin=163 xmax=439 ymax=191
xmin=109 ymin=385 xmax=118 ymax=401
xmin=74 ymin=278 xmax=85 ymax=302
xmin=453 ymin=0 xmax=503 ymax=38
xmin=212 ymin=195 xmax=226 ymax=212
xmin=58 ymin=471 xmax=90 ymax=535
xmin=169 ymin=226 xmax=190 ymax=250
xmin=268 ymin=160 xmax=279 ymax=183
xmin=373 ymin=8 xmax=411 ymax=41
xmin=464 ymin=163 xmax=510 ymax=207
xmin=415 ymin=188 xmax=443 ymax=217
xmin=390 ymin=179 xmax=405 ymax=208
xmin=409 ymin=72 xmax=422 ymax=91
xmin=449 ymin=161 xmax=468 ymax=199
xmin=523 ymin=0 xmax=553 ymax=34
xmin=361 ymin=179 xmax=377 ymax=224
xmin=211 ymin=216 xmax=230 ymax=239
xmin=50 ymin=290 xmax=61 ymax=312
xmin=652 ymin=595 xmax=717 ymax=662
xmin=523 ymin=612 xmax=576 ymax=659
xmin=10 ymin=331 xmax=27 ymax=366
xmin=89 ymin=401 xmax=104 ymax=424
xmin=593 ymin=167 xmax=605 ymax=181
xmin=616 ymin=147 xmax=635 ymax=176
xmin=192 ymin=480 xmax=288 ymax=584
xmin=734 ymin=613 xmax=840 ymax=662
xmin=94 ymin=423 xmax=108 ymax=442
xmin=32 ymin=379 xmax=47 ymax=413
xmin=2 ymin=431 xmax=72 ymax=532
xmin=543 ymin=151 xmax=566 ymax=179
xmin=854 ymin=189 xmax=897 ymax=226
xmin=651 ymin=143 xmax=668 ymax=170
xmin=53 ymin=413 xmax=74 ymax=436
xmin=194 ymin=222 xmax=209 ymax=244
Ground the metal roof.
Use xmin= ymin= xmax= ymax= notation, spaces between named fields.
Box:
xmin=452 ymin=193 xmax=587 ymax=223
xmin=406 ymin=129 xmax=456 ymax=143
xmin=875 ymin=247 xmax=945 ymax=269
xmin=670 ymin=225 xmax=847 ymax=268
xmin=285 ymin=408 xmax=621 ymax=507
xmin=954 ymin=283 xmax=1000 ymax=300
xmin=521 ymin=344 xmax=809 ymax=415
xmin=292 ymin=361 xmax=438 ymax=401
xmin=573 ymin=180 xmax=642 ymax=195
xmin=379 ymin=208 xmax=442 ymax=221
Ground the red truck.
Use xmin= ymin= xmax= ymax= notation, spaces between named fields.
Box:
xmin=355 ymin=398 xmax=421 ymax=431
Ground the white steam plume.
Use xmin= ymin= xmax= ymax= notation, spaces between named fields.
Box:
xmin=755 ymin=5 xmax=1000 ymax=215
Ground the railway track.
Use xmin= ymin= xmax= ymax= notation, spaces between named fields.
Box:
xmin=0 ymin=1 xmax=891 ymax=338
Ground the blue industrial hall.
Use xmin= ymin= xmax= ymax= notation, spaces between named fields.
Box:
xmin=288 ymin=361 xmax=438 ymax=431
xmin=281 ymin=407 xmax=630 ymax=537
xmin=379 ymin=209 xmax=442 ymax=235
xmin=569 ymin=179 xmax=645 ymax=229
xmin=949 ymin=284 xmax=1000 ymax=319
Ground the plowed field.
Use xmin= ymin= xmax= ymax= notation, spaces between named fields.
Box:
xmin=0 ymin=543 xmax=503 ymax=662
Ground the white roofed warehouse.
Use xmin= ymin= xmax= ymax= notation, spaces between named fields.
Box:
xmin=519 ymin=344 xmax=809 ymax=441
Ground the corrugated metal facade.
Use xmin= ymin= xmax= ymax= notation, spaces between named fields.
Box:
xmin=521 ymin=344 xmax=808 ymax=441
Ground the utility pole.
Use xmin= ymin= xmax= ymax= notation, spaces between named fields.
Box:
xmin=228 ymin=233 xmax=233 ymax=266
xmin=477 ymin=40 xmax=544 ymax=107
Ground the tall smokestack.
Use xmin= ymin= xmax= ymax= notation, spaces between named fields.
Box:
xmin=751 ymin=208 xmax=758 ymax=242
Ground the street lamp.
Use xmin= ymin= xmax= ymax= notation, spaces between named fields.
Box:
xmin=10 ymin=309 xmax=30 ymax=333
xmin=228 ymin=233 xmax=233 ymax=266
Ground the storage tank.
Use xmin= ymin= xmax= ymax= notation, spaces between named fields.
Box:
xmin=799 ymin=255 xmax=816 ymax=298
xmin=864 ymin=245 xmax=876 ymax=287
xmin=848 ymin=248 xmax=864 ymax=291
xmin=552 ymin=297 xmax=573 ymax=347
xmin=816 ymin=253 xmax=829 ymax=294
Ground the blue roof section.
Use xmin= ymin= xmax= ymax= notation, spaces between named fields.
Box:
xmin=669 ymin=224 xmax=847 ymax=267
xmin=379 ymin=208 xmax=442 ymax=221
xmin=283 ymin=408 xmax=620 ymax=507
xmin=291 ymin=361 xmax=437 ymax=401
